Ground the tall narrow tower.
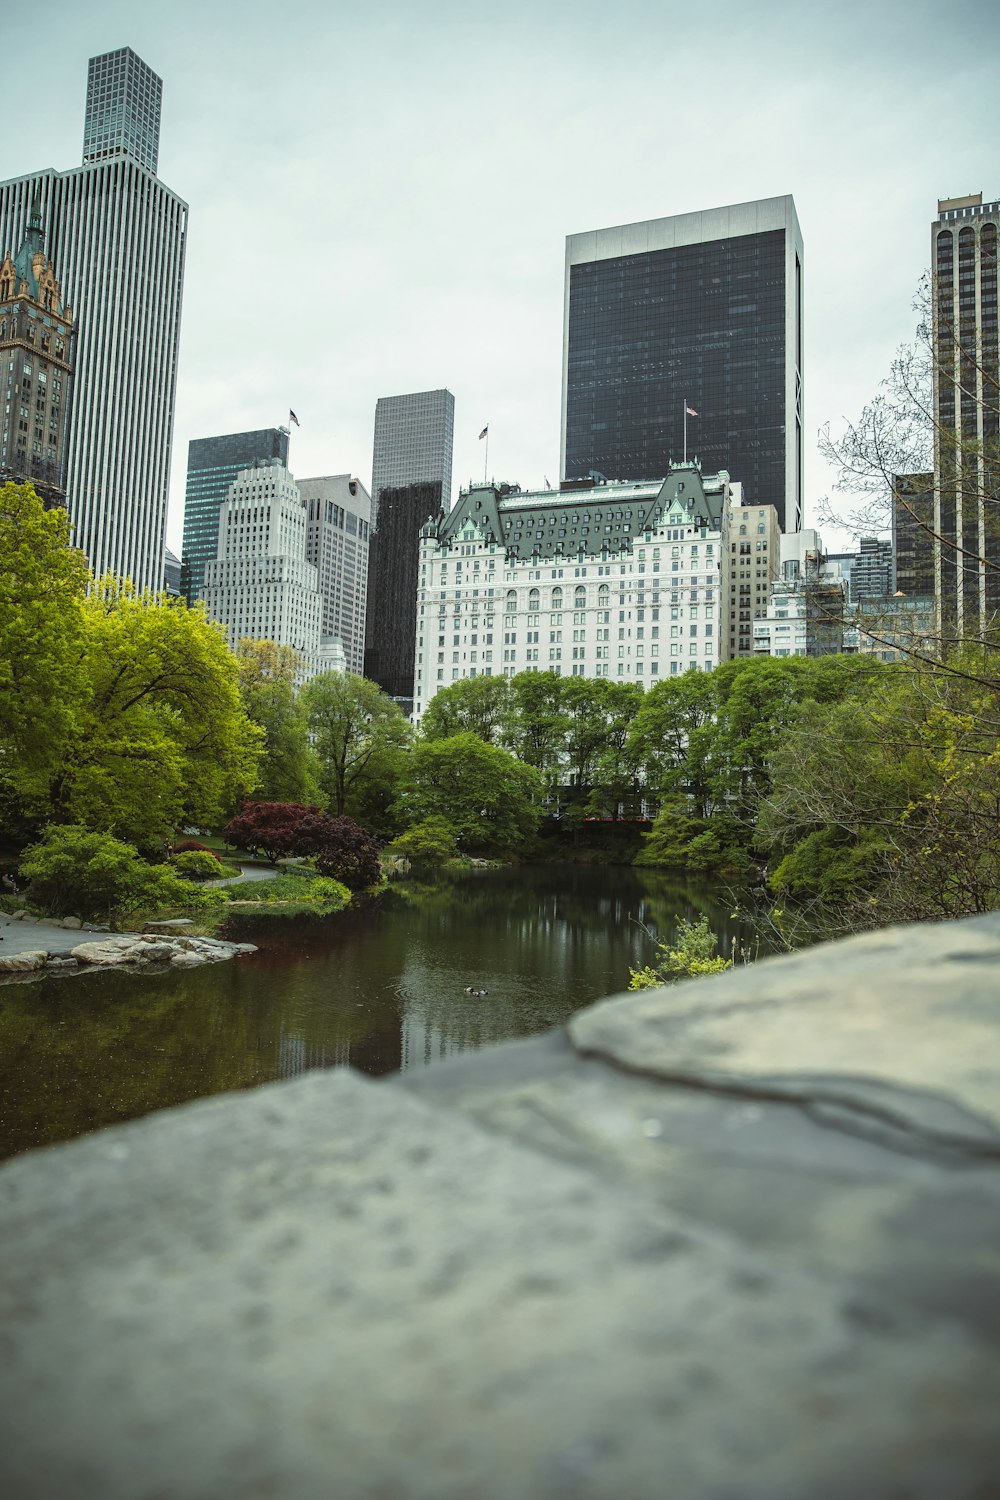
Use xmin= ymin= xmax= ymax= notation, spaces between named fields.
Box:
xmin=932 ymin=193 xmax=1000 ymax=635
xmin=0 ymin=46 xmax=187 ymax=591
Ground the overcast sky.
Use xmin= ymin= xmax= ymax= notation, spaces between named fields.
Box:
xmin=4 ymin=0 xmax=998 ymax=554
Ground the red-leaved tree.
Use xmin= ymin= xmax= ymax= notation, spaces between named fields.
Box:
xmin=294 ymin=813 xmax=382 ymax=890
xmin=223 ymin=802 xmax=323 ymax=864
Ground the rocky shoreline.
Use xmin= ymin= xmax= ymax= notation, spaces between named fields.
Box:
xmin=0 ymin=914 xmax=255 ymax=978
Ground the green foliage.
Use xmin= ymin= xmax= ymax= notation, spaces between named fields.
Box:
xmin=628 ymin=916 xmax=733 ymax=989
xmin=172 ymin=849 xmax=225 ymax=881
xmin=302 ymin=673 xmax=412 ymax=829
xmin=236 ymin=639 xmax=319 ymax=803
xmin=229 ymin=873 xmax=350 ymax=912
xmin=19 ymin=826 xmax=206 ymax=922
xmin=420 ymin=675 xmax=511 ymax=744
xmin=387 ymin=817 xmax=460 ymax=866
xmin=396 ymin=732 xmax=544 ymax=855
xmin=636 ymin=802 xmax=751 ymax=877
xmin=0 ymin=483 xmax=90 ymax=831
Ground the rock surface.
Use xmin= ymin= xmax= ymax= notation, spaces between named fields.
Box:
xmin=0 ymin=911 xmax=998 ymax=1498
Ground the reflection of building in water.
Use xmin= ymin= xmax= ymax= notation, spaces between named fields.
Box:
xmin=275 ymin=1009 xmax=403 ymax=1080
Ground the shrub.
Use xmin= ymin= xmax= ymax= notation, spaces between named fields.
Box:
xmin=294 ymin=812 xmax=382 ymax=890
xmin=172 ymin=839 xmax=221 ymax=860
xmin=19 ymin=826 xmax=208 ymax=922
xmin=628 ymin=916 xmax=732 ymax=990
xmin=233 ymin=873 xmax=350 ymax=911
xmin=387 ymin=817 xmax=459 ymax=867
xmin=172 ymin=849 xmax=224 ymax=881
xmin=223 ymin=801 xmax=323 ymax=864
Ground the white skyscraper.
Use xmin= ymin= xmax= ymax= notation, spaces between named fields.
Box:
xmin=371 ymin=388 xmax=454 ymax=526
xmin=0 ymin=47 xmax=187 ymax=591
xmin=201 ymin=461 xmax=322 ymax=672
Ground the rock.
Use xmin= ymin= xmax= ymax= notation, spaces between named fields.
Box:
xmin=144 ymin=919 xmax=195 ymax=933
xmin=19 ymin=913 xmax=38 ymax=924
xmin=170 ymin=951 xmax=207 ymax=968
xmin=70 ymin=938 xmax=142 ymax=966
xmin=7 ymin=910 xmax=25 ymax=921
xmin=0 ymin=950 xmax=48 ymax=972
xmin=134 ymin=941 xmax=180 ymax=962
xmin=0 ymin=1069 xmax=998 ymax=1500
xmin=44 ymin=956 xmax=78 ymax=970
xmin=60 ymin=916 xmax=83 ymax=930
xmin=568 ymin=913 xmax=1000 ymax=1152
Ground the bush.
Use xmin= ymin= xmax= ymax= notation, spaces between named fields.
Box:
xmin=628 ymin=916 xmax=732 ymax=990
xmin=172 ymin=849 xmax=224 ymax=881
xmin=19 ymin=826 xmax=209 ymax=922
xmin=233 ymin=873 xmax=350 ymax=911
xmin=172 ymin=839 xmax=221 ymax=860
xmin=223 ymin=801 xmax=323 ymax=863
xmin=387 ymin=817 xmax=459 ymax=867
xmin=295 ymin=812 xmax=382 ymax=890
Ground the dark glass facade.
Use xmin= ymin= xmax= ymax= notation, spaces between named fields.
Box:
xmin=181 ymin=428 xmax=289 ymax=604
xmin=364 ymin=480 xmax=443 ymax=706
xmin=892 ymin=473 xmax=935 ymax=599
xmin=565 ymin=229 xmax=793 ymax=527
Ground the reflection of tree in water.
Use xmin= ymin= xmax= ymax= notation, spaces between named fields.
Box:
xmin=3 ymin=868 xmax=771 ymax=1159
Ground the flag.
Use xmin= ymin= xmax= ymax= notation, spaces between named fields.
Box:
xmin=478 ymin=425 xmax=488 ymax=440
xmin=685 ymin=406 xmax=698 ymax=417
xmin=289 ymin=409 xmax=300 ymax=427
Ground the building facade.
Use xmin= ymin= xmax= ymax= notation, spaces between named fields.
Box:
xmin=562 ymin=197 xmax=804 ymax=532
xmin=413 ymin=464 xmax=735 ymax=722
xmin=727 ymin=501 xmax=780 ymax=657
xmin=201 ymin=462 xmax=321 ymax=672
xmin=182 ymin=428 xmax=289 ymax=605
xmin=365 ymin=480 xmax=444 ymax=708
xmin=852 ymin=536 xmax=894 ymax=604
xmin=0 ymin=47 xmax=187 ymax=591
xmin=932 ymin=193 xmax=1000 ymax=634
xmin=371 ymin=389 xmax=454 ymax=526
xmin=753 ymin=576 xmax=845 ymax=658
xmin=299 ymin=473 xmax=371 ymax=676
xmin=0 ymin=199 xmax=75 ymax=507
xmin=892 ymin=472 xmax=935 ymax=599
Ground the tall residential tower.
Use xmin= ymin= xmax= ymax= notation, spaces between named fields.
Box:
xmin=932 ymin=193 xmax=999 ymax=634
xmin=562 ymin=197 xmax=803 ymax=532
xmin=0 ymin=46 xmax=187 ymax=590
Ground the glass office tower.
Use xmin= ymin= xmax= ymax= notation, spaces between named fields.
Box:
xmin=562 ymin=197 xmax=803 ymax=533
xmin=182 ymin=428 xmax=290 ymax=604
xmin=0 ymin=47 xmax=186 ymax=592
xmin=371 ymin=389 xmax=454 ymax=527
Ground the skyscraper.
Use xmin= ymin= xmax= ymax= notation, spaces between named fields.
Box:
xmin=299 ymin=474 xmax=371 ymax=675
xmin=562 ymin=197 xmax=804 ymax=532
xmin=365 ymin=480 xmax=443 ymax=708
xmin=182 ymin=428 xmax=290 ymax=605
xmin=371 ymin=389 xmax=454 ymax=526
xmin=0 ymin=47 xmax=187 ymax=591
xmin=201 ymin=461 xmax=322 ymax=671
xmin=0 ymin=199 xmax=75 ymax=507
xmin=932 ymin=193 xmax=999 ymax=634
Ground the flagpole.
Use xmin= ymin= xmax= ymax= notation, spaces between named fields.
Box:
xmin=683 ymin=398 xmax=687 ymax=464
xmin=484 ymin=428 xmax=489 ymax=484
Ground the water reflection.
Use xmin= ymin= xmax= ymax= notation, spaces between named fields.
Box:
xmin=0 ymin=866 xmax=766 ymax=1159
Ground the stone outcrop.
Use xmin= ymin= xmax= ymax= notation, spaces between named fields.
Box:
xmin=0 ymin=928 xmax=254 ymax=976
xmin=0 ymin=912 xmax=998 ymax=1498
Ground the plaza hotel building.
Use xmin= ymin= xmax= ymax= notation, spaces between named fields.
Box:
xmin=413 ymin=463 xmax=739 ymax=723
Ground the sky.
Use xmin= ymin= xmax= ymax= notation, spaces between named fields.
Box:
xmin=3 ymin=0 xmax=999 ymax=555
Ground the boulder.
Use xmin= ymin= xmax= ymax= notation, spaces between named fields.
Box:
xmin=144 ymin=919 xmax=195 ymax=933
xmin=0 ymin=950 xmax=48 ymax=973
xmin=170 ymin=950 xmax=207 ymax=968
xmin=60 ymin=916 xmax=83 ymax=930
xmin=70 ymin=938 xmax=142 ymax=966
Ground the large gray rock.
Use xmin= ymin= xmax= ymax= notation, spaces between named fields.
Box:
xmin=569 ymin=913 xmax=1000 ymax=1152
xmin=0 ymin=949 xmax=48 ymax=972
xmin=1 ymin=1069 xmax=998 ymax=1500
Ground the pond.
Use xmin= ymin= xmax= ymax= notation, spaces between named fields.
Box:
xmin=0 ymin=865 xmax=767 ymax=1161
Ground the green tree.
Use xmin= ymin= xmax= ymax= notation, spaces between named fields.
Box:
xmin=628 ymin=670 xmax=717 ymax=817
xmin=301 ymin=672 xmax=412 ymax=824
xmin=236 ymin=639 xmax=318 ymax=802
xmin=387 ymin=817 xmax=460 ymax=867
xmin=502 ymin=672 xmax=568 ymax=789
xmin=420 ymin=675 xmax=511 ymax=743
xmin=0 ymin=483 xmax=90 ymax=830
xmin=395 ymin=732 xmax=544 ymax=855
xmin=49 ymin=580 xmax=262 ymax=848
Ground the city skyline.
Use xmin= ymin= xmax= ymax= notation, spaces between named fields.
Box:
xmin=2 ymin=0 xmax=997 ymax=560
